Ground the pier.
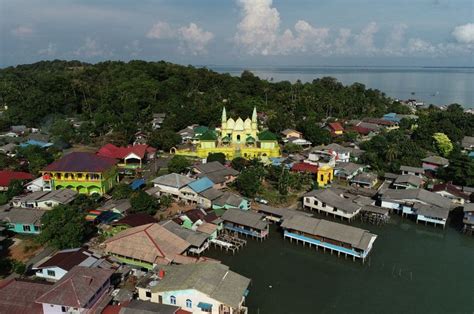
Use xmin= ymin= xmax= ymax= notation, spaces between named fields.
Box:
xmin=210 ymin=233 xmax=247 ymax=254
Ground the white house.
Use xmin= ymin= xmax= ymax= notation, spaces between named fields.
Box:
xmin=32 ymin=248 xmax=102 ymax=281
xmin=151 ymin=173 xmax=195 ymax=200
xmin=137 ymin=263 xmax=250 ymax=314
xmin=25 ymin=177 xmax=45 ymax=192
xmin=11 ymin=189 xmax=78 ymax=210
xmin=303 ymin=188 xmax=362 ymax=221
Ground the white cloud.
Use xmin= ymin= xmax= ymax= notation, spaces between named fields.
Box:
xmin=38 ymin=43 xmax=57 ymax=56
xmin=146 ymin=21 xmax=214 ymax=55
xmin=384 ymin=24 xmax=407 ymax=55
xmin=407 ymin=38 xmax=436 ymax=54
xmin=146 ymin=21 xmax=175 ymax=39
xmin=334 ymin=28 xmax=351 ymax=50
xmin=234 ymin=0 xmax=329 ymax=55
xmin=125 ymin=40 xmax=142 ymax=57
xmin=74 ymin=37 xmax=108 ymax=57
xmin=177 ymin=23 xmax=214 ymax=55
xmin=353 ymin=22 xmax=378 ymax=53
xmin=452 ymin=23 xmax=474 ymax=44
xmin=11 ymin=25 xmax=33 ymax=37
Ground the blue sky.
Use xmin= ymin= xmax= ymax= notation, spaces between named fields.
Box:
xmin=1 ymin=0 xmax=473 ymax=67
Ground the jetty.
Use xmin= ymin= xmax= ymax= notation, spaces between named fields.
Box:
xmin=210 ymin=233 xmax=247 ymax=254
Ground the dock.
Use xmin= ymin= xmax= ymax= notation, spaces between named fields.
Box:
xmin=210 ymin=233 xmax=247 ymax=254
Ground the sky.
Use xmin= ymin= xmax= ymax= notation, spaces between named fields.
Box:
xmin=1 ymin=0 xmax=473 ymax=67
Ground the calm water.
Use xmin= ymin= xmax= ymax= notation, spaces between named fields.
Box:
xmin=210 ymin=66 xmax=474 ymax=108
xmin=205 ymin=213 xmax=474 ymax=314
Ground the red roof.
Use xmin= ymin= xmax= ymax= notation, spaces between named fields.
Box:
xmin=328 ymin=122 xmax=344 ymax=132
xmin=112 ymin=213 xmax=157 ymax=227
xmin=350 ymin=125 xmax=372 ymax=135
xmin=291 ymin=162 xmax=319 ymax=174
xmin=363 ymin=118 xmax=396 ymax=126
xmin=432 ymin=183 xmax=470 ymax=200
xmin=0 ymin=279 xmax=53 ymax=314
xmin=0 ymin=170 xmax=33 ymax=187
xmin=43 ymin=152 xmax=117 ymax=173
xmin=97 ymin=144 xmax=156 ymax=160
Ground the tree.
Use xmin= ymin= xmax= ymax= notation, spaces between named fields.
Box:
xmin=231 ymin=157 xmax=248 ymax=172
xmin=234 ymin=167 xmax=261 ymax=198
xmin=49 ymin=119 xmax=75 ymax=145
xmin=148 ymin=129 xmax=182 ymax=151
xmin=283 ymin=143 xmax=302 ymax=154
xmin=168 ymin=155 xmax=191 ymax=174
xmin=298 ymin=121 xmax=331 ymax=146
xmin=6 ymin=179 xmax=24 ymax=199
xmin=433 ymin=132 xmax=453 ymax=157
xmin=39 ymin=205 xmax=89 ymax=249
xmin=11 ymin=260 xmax=26 ymax=275
xmin=160 ymin=194 xmax=173 ymax=208
xmin=130 ymin=191 xmax=159 ymax=215
xmin=277 ymin=167 xmax=290 ymax=196
xmin=112 ymin=183 xmax=133 ymax=200
xmin=207 ymin=153 xmax=226 ymax=164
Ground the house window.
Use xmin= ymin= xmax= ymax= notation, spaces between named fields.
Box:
xmin=47 ymin=270 xmax=56 ymax=277
xmin=186 ymin=299 xmax=192 ymax=308
xmin=320 ymin=174 xmax=324 ymax=181
xmin=333 ymin=207 xmax=337 ymax=212
xmin=170 ymin=295 xmax=176 ymax=305
xmin=322 ymin=203 xmax=326 ymax=208
xmin=61 ymin=306 xmax=66 ymax=312
xmin=146 ymin=291 xmax=152 ymax=298
xmin=23 ymin=225 xmax=31 ymax=232
xmin=34 ymin=226 xmax=40 ymax=232
xmin=313 ymin=200 xmax=318 ymax=206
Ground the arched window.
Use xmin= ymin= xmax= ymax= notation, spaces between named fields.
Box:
xmin=186 ymin=299 xmax=192 ymax=308
xmin=170 ymin=296 xmax=176 ymax=305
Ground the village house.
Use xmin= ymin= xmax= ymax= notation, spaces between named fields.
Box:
xmin=137 ymin=263 xmax=250 ymax=314
xmin=363 ymin=118 xmax=398 ymax=131
xmin=0 ymin=278 xmax=53 ymax=314
xmin=378 ymin=189 xmax=452 ymax=228
xmin=334 ymin=162 xmax=365 ymax=180
xmin=315 ymin=143 xmax=352 ymax=163
xmin=461 ymin=136 xmax=474 ymax=152
xmin=431 ymin=182 xmax=470 ymax=205
xmin=306 ymin=148 xmax=336 ymax=167
xmin=291 ymin=162 xmax=333 ymax=187
xmin=280 ymin=128 xmax=302 ymax=139
xmin=151 ymin=113 xmax=166 ymax=130
xmin=350 ymin=172 xmax=378 ymax=189
xmin=326 ymin=122 xmax=344 ymax=136
xmin=192 ymin=161 xmax=239 ymax=189
xmin=212 ymin=191 xmax=250 ymax=214
xmin=97 ymin=198 xmax=132 ymax=215
xmin=32 ymin=248 xmax=103 ymax=281
xmin=399 ymin=165 xmax=425 ymax=178
xmin=221 ymin=208 xmax=269 ymax=240
xmin=159 ymin=220 xmax=211 ymax=255
xmin=96 ymin=143 xmax=156 ymax=174
xmin=255 ymin=204 xmax=310 ymax=223
xmin=41 ymin=152 xmax=119 ymax=195
xmin=103 ymin=223 xmax=209 ymax=269
xmin=11 ymin=189 xmax=78 ymax=209
xmin=281 ymin=215 xmax=377 ymax=262
xmin=176 ymin=208 xmax=222 ymax=239
xmin=25 ymin=176 xmax=46 ymax=192
xmin=0 ymin=142 xmax=17 ymax=157
xmin=463 ymin=203 xmax=474 ymax=235
xmin=177 ymin=125 xmax=196 ymax=143
xmin=421 ymin=155 xmax=449 ymax=172
xmin=151 ymin=173 xmax=195 ymax=201
xmin=103 ymin=300 xmax=190 ymax=314
xmin=20 ymin=139 xmax=53 ymax=149
xmin=179 ymin=177 xmax=218 ymax=208
xmin=303 ymin=189 xmax=362 ymax=221
xmin=0 ymin=208 xmax=46 ymax=234
xmin=103 ymin=213 xmax=156 ymax=237
xmin=35 ymin=266 xmax=114 ymax=314
xmin=392 ymin=174 xmax=424 ymax=189
xmin=0 ymin=170 xmax=33 ymax=191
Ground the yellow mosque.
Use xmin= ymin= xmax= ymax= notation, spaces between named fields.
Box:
xmin=172 ymin=107 xmax=281 ymax=161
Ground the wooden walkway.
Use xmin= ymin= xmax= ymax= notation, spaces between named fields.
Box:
xmin=210 ymin=232 xmax=247 ymax=255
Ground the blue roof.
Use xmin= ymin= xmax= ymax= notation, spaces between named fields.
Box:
xmin=20 ymin=139 xmax=53 ymax=148
xmin=468 ymin=151 xmax=474 ymax=158
xmin=187 ymin=177 xmax=214 ymax=193
xmin=130 ymin=178 xmax=145 ymax=190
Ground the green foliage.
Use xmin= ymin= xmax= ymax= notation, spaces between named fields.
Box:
xmin=11 ymin=260 xmax=26 ymax=275
xmin=341 ymin=131 xmax=359 ymax=143
xmin=231 ymin=157 xmax=248 ymax=172
xmin=234 ymin=167 xmax=262 ymax=198
xmin=6 ymin=179 xmax=24 ymax=199
xmin=72 ymin=194 xmax=101 ymax=211
xmin=39 ymin=205 xmax=89 ymax=249
xmin=283 ymin=143 xmax=303 ymax=154
xmin=159 ymin=194 xmax=173 ymax=208
xmin=438 ymin=150 xmax=474 ymax=187
xmin=297 ymin=120 xmax=331 ymax=146
xmin=130 ymin=191 xmax=159 ymax=215
xmin=0 ymin=60 xmax=394 ymax=138
xmin=168 ymin=155 xmax=191 ymax=174
xmin=277 ymin=167 xmax=290 ymax=196
xmin=361 ymin=130 xmax=426 ymax=172
xmin=112 ymin=183 xmax=133 ymax=200
xmin=0 ymin=193 xmax=8 ymax=205
xmin=16 ymin=146 xmax=54 ymax=174
xmin=207 ymin=152 xmax=226 ymax=164
xmin=49 ymin=119 xmax=75 ymax=145
xmin=386 ymin=102 xmax=412 ymax=114
xmin=148 ymin=129 xmax=182 ymax=151
xmin=432 ymin=132 xmax=453 ymax=157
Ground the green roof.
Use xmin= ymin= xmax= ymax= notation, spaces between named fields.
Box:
xmin=222 ymin=135 xmax=231 ymax=142
xmin=200 ymin=130 xmax=217 ymax=141
xmin=194 ymin=126 xmax=209 ymax=134
xmin=258 ymin=130 xmax=277 ymax=141
xmin=246 ymin=136 xmax=255 ymax=143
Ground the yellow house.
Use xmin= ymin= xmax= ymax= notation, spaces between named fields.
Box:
xmin=172 ymin=107 xmax=281 ymax=161
xmin=291 ymin=162 xmax=333 ymax=187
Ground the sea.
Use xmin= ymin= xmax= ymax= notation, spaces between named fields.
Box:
xmin=210 ymin=66 xmax=474 ymax=108
xmin=205 ymin=213 xmax=474 ymax=314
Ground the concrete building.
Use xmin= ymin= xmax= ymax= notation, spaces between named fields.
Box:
xmin=303 ymin=189 xmax=362 ymax=221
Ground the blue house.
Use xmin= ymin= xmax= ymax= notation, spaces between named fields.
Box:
xmin=0 ymin=208 xmax=46 ymax=234
xmin=187 ymin=177 xmax=214 ymax=194
xmin=382 ymin=112 xmax=401 ymax=123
